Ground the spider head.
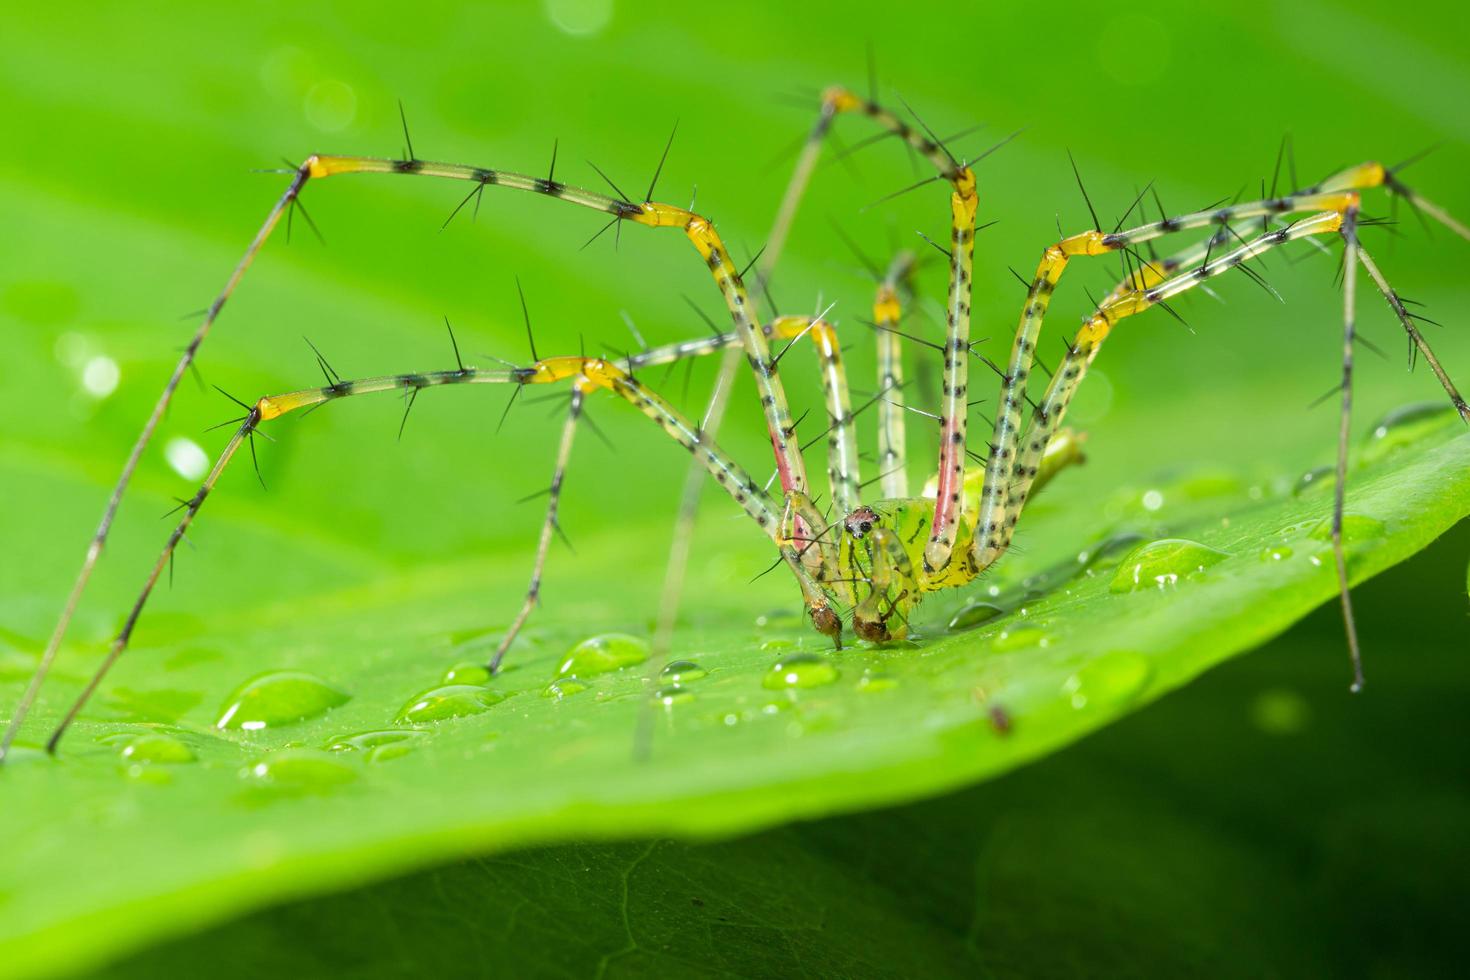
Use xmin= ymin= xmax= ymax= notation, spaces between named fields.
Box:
xmin=843 ymin=506 xmax=880 ymax=539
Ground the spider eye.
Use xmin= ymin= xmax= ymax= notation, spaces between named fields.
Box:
xmin=860 ymin=522 xmax=872 ymax=534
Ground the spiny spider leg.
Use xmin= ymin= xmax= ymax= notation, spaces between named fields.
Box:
xmin=649 ymin=81 xmax=960 ymax=661
xmin=5 ymin=127 xmax=859 ymax=759
xmin=0 ymin=169 xmax=311 ymax=764
xmin=977 ymin=161 xmax=1468 ymax=689
xmin=1335 ymin=207 xmax=1364 ymax=691
xmin=42 ymin=350 xmax=837 ymax=753
xmin=874 ymin=252 xmax=919 ymax=499
xmin=493 ymin=381 xmax=588 ymax=673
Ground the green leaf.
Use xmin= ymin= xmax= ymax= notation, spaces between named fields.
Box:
xmin=78 ymin=528 xmax=1470 ymax=978
xmin=5 ymin=5 xmax=1470 ymax=975
xmin=2 ymin=409 xmax=1467 ymax=978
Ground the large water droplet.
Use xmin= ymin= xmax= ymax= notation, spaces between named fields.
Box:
xmin=542 ymin=677 xmax=588 ymax=699
xmin=244 ymin=748 xmax=358 ymax=791
xmin=652 ymin=685 xmax=694 ymax=707
xmin=327 ymin=729 xmax=429 ymax=764
xmin=1077 ymin=531 xmax=1148 ymax=571
xmin=554 ymin=633 xmax=649 ymax=678
xmin=340 ymin=729 xmax=427 ymax=763
xmin=120 ymin=733 xmax=195 ymax=764
xmin=659 ymin=660 xmax=708 ymax=683
xmin=395 ymin=685 xmax=504 ymax=724
xmin=1369 ymin=401 xmax=1455 ymax=440
xmin=1109 ymin=539 xmax=1230 ymax=593
xmin=215 ymin=671 xmax=350 ymax=731
xmin=1292 ymin=465 xmax=1333 ymax=497
xmin=0 ymin=744 xmax=49 ymax=766
xmin=441 ymin=661 xmax=491 ymax=686
xmin=761 ymin=652 xmax=838 ymax=690
xmin=991 ymin=624 xmax=1049 ymax=651
xmin=1062 ymin=651 xmax=1152 ymax=709
xmin=1308 ymin=514 xmax=1386 ymax=544
xmin=1361 ymin=401 xmax=1458 ymax=465
xmin=857 ymin=668 xmax=897 ymax=692
xmin=948 ymin=600 xmax=1005 ymax=630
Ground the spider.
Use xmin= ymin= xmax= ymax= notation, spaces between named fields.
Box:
xmin=3 ymin=84 xmax=1465 ymax=760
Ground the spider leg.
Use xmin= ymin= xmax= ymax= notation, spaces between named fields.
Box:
xmin=875 ymin=252 xmax=919 ymax=499
xmin=1334 ymin=207 xmax=1365 ymax=692
xmin=490 ymin=381 xmax=589 ymax=673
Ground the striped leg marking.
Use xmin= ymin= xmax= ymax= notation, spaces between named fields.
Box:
xmin=875 ymin=252 xmax=917 ymax=499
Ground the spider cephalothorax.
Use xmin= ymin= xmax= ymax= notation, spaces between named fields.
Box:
xmin=843 ymin=506 xmax=881 ymax=539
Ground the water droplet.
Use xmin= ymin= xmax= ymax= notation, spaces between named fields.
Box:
xmin=1361 ymin=402 xmax=1458 ymax=465
xmin=120 ymin=733 xmax=195 ymax=764
xmin=1109 ymin=539 xmax=1230 ymax=593
xmin=655 ymin=658 xmax=705 ymax=681
xmin=1062 ymin=651 xmax=1152 ymax=709
xmin=395 ymin=685 xmax=504 ymax=724
xmin=1369 ymin=401 xmax=1454 ymax=440
xmin=215 ymin=671 xmax=350 ymax=731
xmin=1308 ymin=514 xmax=1386 ymax=544
xmin=761 ymin=652 xmax=838 ymax=690
xmin=327 ymin=729 xmax=428 ymax=755
xmin=991 ymin=624 xmax=1049 ymax=651
xmin=1260 ymin=545 xmax=1294 ymax=562
xmin=545 ymin=0 xmax=614 ymax=37
xmin=441 ymin=661 xmax=491 ymax=686
xmin=554 ymin=633 xmax=649 ymax=678
xmin=244 ymin=748 xmax=357 ymax=791
xmin=659 ymin=660 xmax=708 ymax=683
xmin=1292 ymin=465 xmax=1333 ymax=496
xmin=948 ymin=600 xmax=1004 ymax=630
xmin=1077 ymin=531 xmax=1148 ymax=571
xmin=653 ymin=685 xmax=694 ymax=707
xmin=759 ymin=637 xmax=797 ymax=652
xmin=1141 ymin=489 xmax=1164 ymax=511
xmin=857 ymin=668 xmax=897 ymax=692
xmin=0 ymin=744 xmax=50 ymax=765
xmin=1172 ymin=471 xmax=1247 ymax=501
xmin=542 ymin=677 xmax=588 ymax=699
xmin=1250 ymin=688 xmax=1310 ymax=735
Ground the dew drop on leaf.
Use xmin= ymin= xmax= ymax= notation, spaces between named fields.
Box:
xmin=542 ymin=677 xmax=589 ymax=699
xmin=1308 ymin=514 xmax=1387 ymax=544
xmin=215 ymin=671 xmax=351 ymax=731
xmin=244 ymin=749 xmax=358 ymax=791
xmin=1109 ymin=539 xmax=1231 ymax=593
xmin=441 ymin=661 xmax=491 ymax=685
xmin=119 ymin=733 xmax=195 ymax=764
xmin=1062 ymin=651 xmax=1152 ymax=710
xmin=659 ymin=660 xmax=707 ymax=683
xmin=991 ymin=624 xmax=1049 ymax=651
xmin=1291 ymin=465 xmax=1333 ymax=497
xmin=395 ymin=685 xmax=504 ymax=724
xmin=948 ymin=600 xmax=1004 ymax=630
xmin=652 ymin=685 xmax=694 ymax=707
xmin=857 ymin=669 xmax=897 ymax=692
xmin=327 ymin=730 xmax=427 ymax=753
xmin=554 ymin=633 xmax=649 ymax=678
xmin=761 ymin=652 xmax=838 ymax=690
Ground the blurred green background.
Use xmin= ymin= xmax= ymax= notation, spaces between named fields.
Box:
xmin=2 ymin=0 xmax=1467 ymax=975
